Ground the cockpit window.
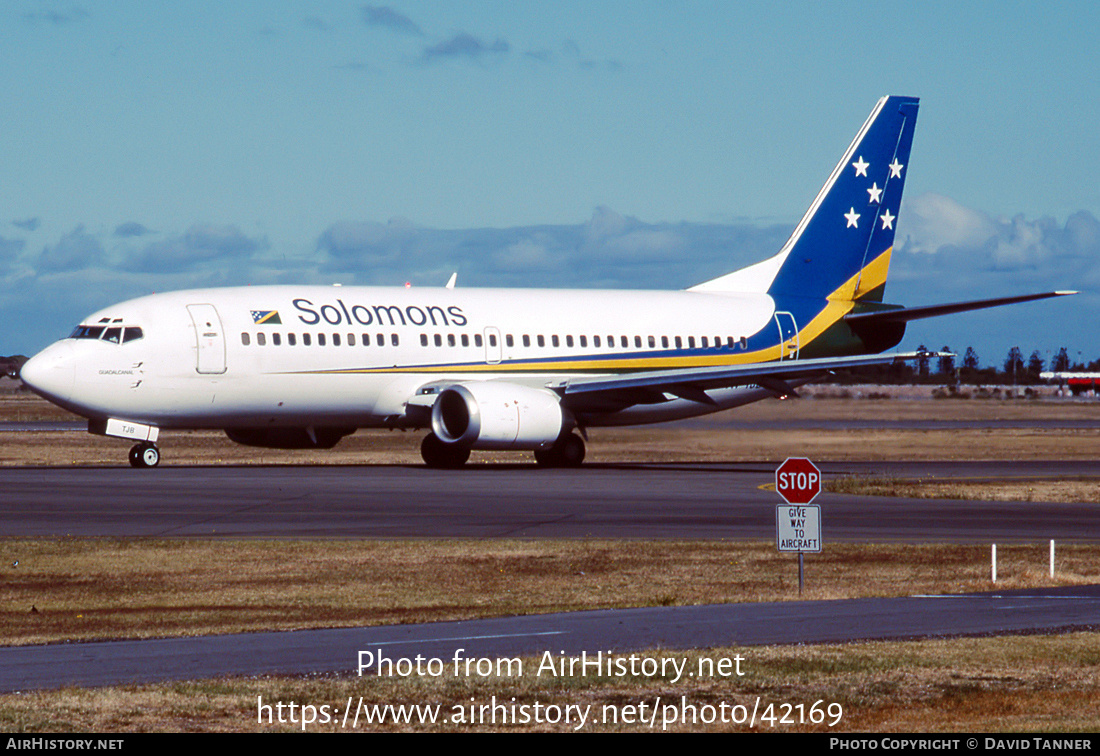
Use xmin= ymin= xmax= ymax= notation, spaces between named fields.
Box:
xmin=68 ymin=323 xmax=144 ymax=344
xmin=69 ymin=325 xmax=105 ymax=339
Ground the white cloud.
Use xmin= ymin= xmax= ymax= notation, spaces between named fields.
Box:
xmin=897 ymin=193 xmax=998 ymax=256
xmin=898 ymin=193 xmax=1100 ymax=274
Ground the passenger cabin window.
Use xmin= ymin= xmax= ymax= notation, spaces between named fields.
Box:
xmin=241 ymin=332 xmax=250 ymax=346
xmin=257 ymin=332 xmax=267 ymax=346
xmin=288 ymin=333 xmax=296 ymax=346
xmin=273 ymin=333 xmax=281 ymax=346
xmin=303 ymin=333 xmax=312 ymax=346
xmin=318 ymin=333 xmax=326 ymax=346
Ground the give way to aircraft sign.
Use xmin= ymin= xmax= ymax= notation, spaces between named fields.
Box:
xmin=775 ymin=458 xmax=822 ymax=553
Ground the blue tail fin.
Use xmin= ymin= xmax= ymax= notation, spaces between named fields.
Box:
xmin=766 ymin=95 xmax=919 ymax=303
xmin=691 ymin=96 xmax=919 ymax=301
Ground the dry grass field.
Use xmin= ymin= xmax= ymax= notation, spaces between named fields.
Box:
xmin=3 ymin=382 xmax=1100 ymax=731
xmin=4 ymin=539 xmax=1095 ymax=648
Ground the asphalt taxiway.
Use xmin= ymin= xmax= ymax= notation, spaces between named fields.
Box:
xmin=2 ymin=460 xmax=1099 ymax=540
xmin=3 ymin=585 xmax=1099 ymax=692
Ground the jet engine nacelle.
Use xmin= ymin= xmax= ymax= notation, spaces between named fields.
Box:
xmin=431 ymin=382 xmax=566 ymax=450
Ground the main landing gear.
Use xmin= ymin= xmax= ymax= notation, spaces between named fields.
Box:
xmin=418 ymin=431 xmax=587 ymax=468
xmin=420 ymin=433 xmax=471 ymax=469
xmin=534 ymin=432 xmax=585 ymax=468
xmin=128 ymin=442 xmax=160 ymax=468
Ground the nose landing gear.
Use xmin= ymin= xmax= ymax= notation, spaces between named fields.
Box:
xmin=128 ymin=442 xmax=160 ymax=468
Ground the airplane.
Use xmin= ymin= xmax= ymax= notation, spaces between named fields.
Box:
xmin=19 ymin=95 xmax=1073 ymax=469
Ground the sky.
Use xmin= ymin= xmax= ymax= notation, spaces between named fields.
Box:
xmin=3 ymin=1 xmax=1099 ymax=369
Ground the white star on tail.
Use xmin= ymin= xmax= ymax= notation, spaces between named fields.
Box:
xmin=879 ymin=209 xmax=895 ymax=230
xmin=852 ymin=156 xmax=869 ymax=177
xmin=888 ymin=159 xmax=904 ymax=178
xmin=844 ymin=208 xmax=860 ymax=228
xmin=867 ymin=182 xmax=882 ymax=204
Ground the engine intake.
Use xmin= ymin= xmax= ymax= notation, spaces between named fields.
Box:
xmin=431 ymin=382 xmax=566 ymax=450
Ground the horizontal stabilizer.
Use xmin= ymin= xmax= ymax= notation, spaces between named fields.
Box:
xmin=843 ymin=291 xmax=1077 ymax=325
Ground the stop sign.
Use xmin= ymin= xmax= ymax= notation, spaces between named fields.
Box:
xmin=775 ymin=457 xmax=822 ymax=504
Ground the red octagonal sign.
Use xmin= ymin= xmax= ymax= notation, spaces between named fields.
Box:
xmin=775 ymin=457 xmax=822 ymax=504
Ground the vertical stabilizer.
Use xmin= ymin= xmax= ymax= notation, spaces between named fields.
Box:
xmin=692 ymin=96 xmax=918 ymax=302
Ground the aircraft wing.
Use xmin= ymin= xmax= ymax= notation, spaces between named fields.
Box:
xmin=557 ymin=351 xmax=924 ymax=411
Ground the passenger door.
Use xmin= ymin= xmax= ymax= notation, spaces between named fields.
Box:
xmin=187 ymin=304 xmax=227 ymax=374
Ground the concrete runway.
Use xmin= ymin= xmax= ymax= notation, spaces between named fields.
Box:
xmin=2 ymin=459 xmax=1099 ymax=692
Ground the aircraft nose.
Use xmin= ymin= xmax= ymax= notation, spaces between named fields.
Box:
xmin=20 ymin=342 xmax=76 ymax=405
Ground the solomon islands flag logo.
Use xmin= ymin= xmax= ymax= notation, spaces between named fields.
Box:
xmin=250 ymin=310 xmax=282 ymax=325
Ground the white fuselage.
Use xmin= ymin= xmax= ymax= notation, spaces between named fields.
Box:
xmin=24 ymin=284 xmax=786 ymax=431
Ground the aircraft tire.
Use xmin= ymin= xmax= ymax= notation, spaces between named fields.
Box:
xmin=557 ymin=433 xmax=585 ymax=467
xmin=420 ymin=434 xmax=469 ymax=469
xmin=534 ymin=433 xmax=585 ymax=468
xmin=129 ymin=443 xmax=160 ymax=468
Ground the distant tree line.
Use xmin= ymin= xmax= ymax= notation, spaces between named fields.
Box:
xmin=0 ymin=355 xmax=27 ymax=379
xmin=829 ymin=345 xmax=1084 ymax=385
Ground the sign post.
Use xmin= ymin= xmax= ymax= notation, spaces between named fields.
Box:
xmin=775 ymin=458 xmax=823 ymax=595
